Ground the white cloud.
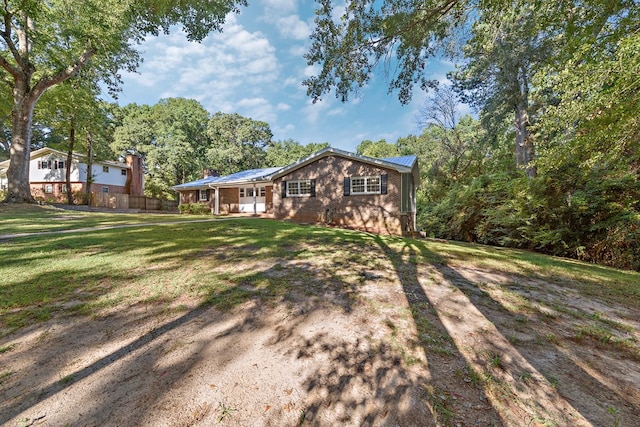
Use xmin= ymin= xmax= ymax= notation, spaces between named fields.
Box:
xmin=236 ymin=97 xmax=277 ymax=123
xmin=275 ymin=15 xmax=311 ymax=40
xmin=121 ymin=15 xmax=280 ymax=115
xmin=262 ymin=0 xmax=298 ymax=14
xmin=302 ymin=98 xmax=331 ymax=125
xmin=277 ymin=103 xmax=291 ymax=111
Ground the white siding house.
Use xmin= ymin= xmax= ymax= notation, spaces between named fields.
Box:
xmin=0 ymin=147 xmax=144 ymax=201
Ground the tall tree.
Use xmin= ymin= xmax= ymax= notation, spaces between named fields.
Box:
xmin=0 ymin=0 xmax=246 ymax=203
xmin=265 ymin=139 xmax=329 ymax=167
xmin=450 ymin=2 xmax=560 ymax=178
xmin=112 ymin=98 xmax=211 ymax=199
xmin=356 ymin=139 xmax=399 ymax=158
xmin=36 ymin=74 xmax=116 ymax=204
xmin=206 ymin=112 xmax=272 ymax=175
xmin=304 ymin=0 xmax=466 ymax=104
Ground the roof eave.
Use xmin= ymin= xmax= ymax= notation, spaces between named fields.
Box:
xmin=270 ymin=147 xmax=412 ymax=179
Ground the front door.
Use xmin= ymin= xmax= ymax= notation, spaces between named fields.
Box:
xmin=239 ymin=185 xmax=266 ymax=213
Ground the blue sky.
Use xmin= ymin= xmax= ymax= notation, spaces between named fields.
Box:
xmin=114 ymin=0 xmax=454 ymax=152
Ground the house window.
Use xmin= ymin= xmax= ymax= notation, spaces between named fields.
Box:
xmin=59 ymin=184 xmax=67 ymax=193
xmin=239 ymin=188 xmax=245 ymax=198
xmin=56 ymin=160 xmax=65 ymax=169
xmin=351 ymin=176 xmax=381 ymax=194
xmin=344 ymin=175 xmax=387 ymax=196
xmin=44 ymin=184 xmax=54 ymax=193
xmin=102 ymin=186 xmax=109 ymax=193
xmin=40 ymin=160 xmax=51 ymax=169
xmin=103 ymin=166 xmax=109 ymax=173
xmin=199 ymin=189 xmax=209 ymax=201
xmin=260 ymin=187 xmax=266 ymax=197
xmin=121 ymin=169 xmax=127 ymax=176
xmin=286 ymin=180 xmax=312 ymax=197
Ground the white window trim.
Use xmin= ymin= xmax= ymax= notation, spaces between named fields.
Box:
xmin=199 ymin=189 xmax=209 ymax=201
xmin=102 ymin=186 xmax=109 ymax=193
xmin=102 ymin=165 xmax=109 ymax=173
xmin=286 ymin=180 xmax=312 ymax=197
xmin=351 ymin=175 xmax=381 ymax=195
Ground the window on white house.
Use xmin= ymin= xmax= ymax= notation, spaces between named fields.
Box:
xmin=286 ymin=180 xmax=312 ymax=197
xmin=44 ymin=184 xmax=53 ymax=193
xmin=121 ymin=169 xmax=127 ymax=176
xmin=351 ymin=176 xmax=381 ymax=194
xmin=103 ymin=166 xmax=109 ymax=173
xmin=57 ymin=160 xmax=65 ymax=169
xmin=102 ymin=186 xmax=109 ymax=193
xmin=40 ymin=160 xmax=51 ymax=169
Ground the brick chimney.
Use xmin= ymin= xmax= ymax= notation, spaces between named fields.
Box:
xmin=204 ymin=169 xmax=220 ymax=178
xmin=126 ymin=154 xmax=144 ymax=196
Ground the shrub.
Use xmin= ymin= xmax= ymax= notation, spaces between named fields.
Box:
xmin=179 ymin=203 xmax=210 ymax=215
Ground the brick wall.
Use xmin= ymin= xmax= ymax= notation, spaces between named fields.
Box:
xmin=30 ymin=182 xmax=85 ymax=202
xmin=272 ymin=155 xmax=404 ymax=235
xmin=219 ymin=188 xmax=238 ymax=213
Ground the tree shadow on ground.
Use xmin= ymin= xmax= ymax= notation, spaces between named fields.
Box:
xmin=260 ymin=234 xmax=504 ymax=425
xmin=426 ymin=257 xmax=640 ymax=426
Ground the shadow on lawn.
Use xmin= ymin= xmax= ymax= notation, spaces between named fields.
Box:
xmin=427 ymin=258 xmax=640 ymax=426
xmin=4 ymin=218 xmax=635 ymax=425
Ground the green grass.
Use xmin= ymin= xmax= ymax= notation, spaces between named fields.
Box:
xmin=0 ymin=203 xmax=194 ymax=235
xmin=1 ymin=205 xmax=639 ymax=342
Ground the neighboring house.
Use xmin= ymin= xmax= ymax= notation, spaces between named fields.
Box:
xmin=0 ymin=147 xmax=144 ymax=202
xmin=173 ymin=147 xmax=420 ymax=235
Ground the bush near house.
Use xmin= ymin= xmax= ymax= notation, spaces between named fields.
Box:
xmin=178 ymin=203 xmax=210 ymax=215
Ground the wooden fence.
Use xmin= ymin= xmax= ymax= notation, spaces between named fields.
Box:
xmin=91 ymin=193 xmax=178 ymax=212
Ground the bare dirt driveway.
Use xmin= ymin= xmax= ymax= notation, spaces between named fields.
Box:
xmin=1 ymin=220 xmax=639 ymax=426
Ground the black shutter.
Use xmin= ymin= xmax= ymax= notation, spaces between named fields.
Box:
xmin=48 ymin=160 xmax=52 ymax=169
xmin=281 ymin=181 xmax=287 ymax=198
xmin=196 ymin=190 xmax=201 ymax=201
xmin=37 ymin=161 xmax=41 ymax=169
xmin=206 ymin=189 xmax=211 ymax=201
xmin=343 ymin=177 xmax=350 ymax=196
xmin=381 ymin=174 xmax=388 ymax=195
xmin=310 ymin=179 xmax=316 ymax=197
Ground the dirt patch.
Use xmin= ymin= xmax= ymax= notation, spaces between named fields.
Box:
xmin=1 ymin=258 xmax=638 ymax=426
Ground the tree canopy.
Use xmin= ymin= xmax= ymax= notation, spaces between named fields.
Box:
xmin=0 ymin=0 xmax=247 ymax=202
xmin=265 ymin=139 xmax=329 ymax=167
xmin=206 ymin=112 xmax=273 ymax=175
xmin=303 ymin=0 xmax=640 ymax=270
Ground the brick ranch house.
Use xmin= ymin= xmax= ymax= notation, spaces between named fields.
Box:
xmin=173 ymin=147 xmax=420 ymax=235
xmin=0 ymin=147 xmax=144 ymax=202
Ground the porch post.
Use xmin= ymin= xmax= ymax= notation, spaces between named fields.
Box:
xmin=214 ymin=187 xmax=219 ymax=215
xmin=253 ymin=183 xmax=257 ymax=215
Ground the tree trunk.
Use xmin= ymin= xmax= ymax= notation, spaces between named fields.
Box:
xmin=514 ymin=102 xmax=537 ymax=178
xmin=66 ymin=125 xmax=75 ymax=205
xmin=5 ymin=81 xmax=37 ymax=203
xmin=86 ymin=130 xmax=93 ymax=201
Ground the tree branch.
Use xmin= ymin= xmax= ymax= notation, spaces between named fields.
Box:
xmin=31 ymin=46 xmax=96 ymax=100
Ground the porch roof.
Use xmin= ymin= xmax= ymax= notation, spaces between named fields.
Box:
xmin=172 ymin=166 xmax=282 ymax=190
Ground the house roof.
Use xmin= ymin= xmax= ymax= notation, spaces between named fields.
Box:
xmin=0 ymin=147 xmax=130 ymax=170
xmin=172 ymin=147 xmax=421 ymax=191
xmin=172 ymin=166 xmax=282 ymax=190
xmin=268 ymin=147 xmax=420 ymax=185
